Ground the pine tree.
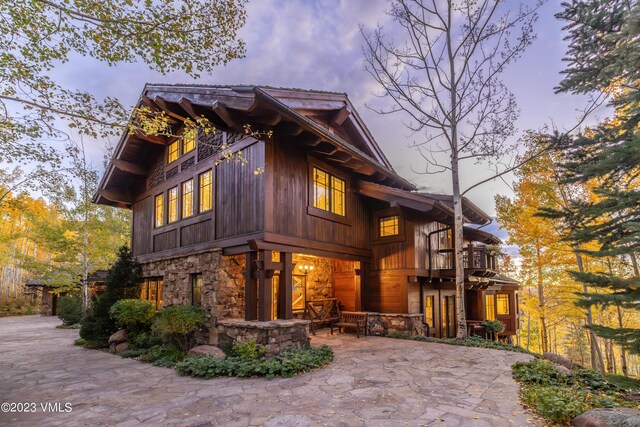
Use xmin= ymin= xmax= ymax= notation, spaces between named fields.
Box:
xmin=79 ymin=246 xmax=141 ymax=345
xmin=551 ymin=0 xmax=640 ymax=354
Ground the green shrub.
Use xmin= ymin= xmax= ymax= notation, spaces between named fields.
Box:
xmin=386 ymin=332 xmax=531 ymax=354
xmin=58 ymin=296 xmax=83 ymax=325
xmin=571 ymin=368 xmax=621 ymax=392
xmin=229 ymin=339 xmax=266 ymax=360
xmin=130 ymin=331 xmax=163 ymax=350
xmin=176 ymin=344 xmax=334 ymax=379
xmin=138 ymin=344 xmax=185 ymax=367
xmin=80 ymin=246 xmax=141 ymax=345
xmin=73 ymin=337 xmax=104 ymax=349
xmin=151 ymin=305 xmax=205 ymax=352
xmin=118 ymin=349 xmax=147 ymax=358
xmin=109 ymin=299 xmax=156 ymax=336
xmin=512 ymin=360 xmax=568 ymax=386
xmin=521 ymin=385 xmax=589 ymax=425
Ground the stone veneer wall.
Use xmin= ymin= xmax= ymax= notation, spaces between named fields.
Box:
xmin=292 ymin=255 xmax=334 ymax=302
xmin=217 ymin=319 xmax=311 ymax=356
xmin=365 ymin=313 xmax=425 ymax=337
xmin=140 ymin=249 xmax=245 ymax=344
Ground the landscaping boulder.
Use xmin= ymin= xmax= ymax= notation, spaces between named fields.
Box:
xmin=543 ymin=352 xmax=580 ymax=370
xmin=572 ymin=408 xmax=640 ymax=427
xmin=188 ymin=345 xmax=226 ymax=359
xmin=114 ymin=342 xmax=129 ymax=353
xmin=108 ymin=329 xmax=128 ymax=344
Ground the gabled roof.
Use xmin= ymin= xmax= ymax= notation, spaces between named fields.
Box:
xmin=95 ymin=85 xmax=416 ymax=207
xmin=357 ymin=181 xmax=492 ymax=226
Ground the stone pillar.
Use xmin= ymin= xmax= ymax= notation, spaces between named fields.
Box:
xmin=244 ymin=251 xmax=258 ymax=321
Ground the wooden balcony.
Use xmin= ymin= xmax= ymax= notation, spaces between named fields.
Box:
xmin=432 ymin=245 xmax=498 ymax=278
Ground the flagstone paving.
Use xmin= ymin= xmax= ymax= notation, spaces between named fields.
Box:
xmin=0 ymin=316 xmax=539 ymax=426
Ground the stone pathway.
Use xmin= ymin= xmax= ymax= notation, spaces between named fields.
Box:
xmin=0 ymin=316 xmax=539 ymax=426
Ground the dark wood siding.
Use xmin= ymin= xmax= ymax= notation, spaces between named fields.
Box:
xmin=269 ymin=138 xmax=370 ymax=251
xmin=132 ymin=196 xmax=153 ymax=255
xmin=154 ymin=230 xmax=177 ymax=252
xmin=215 ymin=142 xmax=265 ymax=239
xmin=181 ymin=219 xmax=213 ymax=247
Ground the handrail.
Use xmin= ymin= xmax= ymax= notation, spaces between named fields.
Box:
xmin=433 ymin=245 xmax=498 ymax=271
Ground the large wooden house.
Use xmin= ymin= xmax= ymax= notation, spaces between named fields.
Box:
xmin=95 ymin=85 xmax=519 ymax=347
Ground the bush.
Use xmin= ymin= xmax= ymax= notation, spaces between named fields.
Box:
xmin=521 ymin=385 xmax=590 ymax=425
xmin=229 ymin=339 xmax=266 ymax=360
xmin=138 ymin=344 xmax=185 ymax=367
xmin=80 ymin=247 xmax=141 ymax=345
xmin=109 ymin=299 xmax=156 ymax=337
xmin=386 ymin=332 xmax=531 ymax=354
xmin=58 ymin=296 xmax=83 ymax=325
xmin=130 ymin=331 xmax=163 ymax=350
xmin=571 ymin=368 xmax=621 ymax=392
xmin=512 ymin=360 xmax=568 ymax=386
xmin=151 ymin=305 xmax=205 ymax=353
xmin=482 ymin=320 xmax=505 ymax=341
xmin=176 ymin=344 xmax=334 ymax=379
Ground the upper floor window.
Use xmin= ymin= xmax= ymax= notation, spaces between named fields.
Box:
xmin=168 ymin=141 xmax=179 ymax=163
xmin=497 ymin=294 xmax=510 ymax=315
xmin=182 ymin=179 xmax=194 ymax=218
xmin=199 ymin=170 xmax=213 ymax=212
xmin=439 ymin=228 xmax=452 ymax=249
xmin=312 ymin=167 xmax=346 ymax=216
xmin=379 ymin=216 xmax=399 ymax=237
xmin=154 ymin=193 xmax=164 ymax=228
xmin=183 ymin=128 xmax=197 ymax=154
xmin=168 ymin=186 xmax=178 ymax=223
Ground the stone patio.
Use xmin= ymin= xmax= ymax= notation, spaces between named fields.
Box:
xmin=0 ymin=316 xmax=539 ymax=426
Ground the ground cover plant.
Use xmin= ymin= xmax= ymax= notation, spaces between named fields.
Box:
xmin=512 ymin=359 xmax=639 ymax=426
xmin=386 ymin=332 xmax=532 ymax=354
xmin=176 ymin=340 xmax=334 ymax=379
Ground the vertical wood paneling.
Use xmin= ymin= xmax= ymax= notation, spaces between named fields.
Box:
xmin=132 ymin=196 xmax=153 ymax=256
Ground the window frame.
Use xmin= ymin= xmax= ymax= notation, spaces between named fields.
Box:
xmin=141 ymin=277 xmax=163 ymax=309
xmin=167 ymin=186 xmax=179 ymax=223
xmin=198 ymin=170 xmax=213 ymax=213
xmin=424 ymin=295 xmax=435 ymax=327
xmin=307 ymin=160 xmax=350 ymax=225
xmin=154 ymin=193 xmax=165 ymax=228
xmin=191 ymin=273 xmax=203 ymax=306
xmin=182 ymin=128 xmax=197 ymax=154
xmin=485 ymin=293 xmax=496 ymax=321
xmin=497 ymin=293 xmax=510 ymax=316
xmin=167 ymin=140 xmax=180 ymax=164
xmin=379 ymin=215 xmax=399 ymax=238
xmin=181 ymin=179 xmax=194 ymax=219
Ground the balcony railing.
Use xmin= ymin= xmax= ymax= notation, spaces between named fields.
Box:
xmin=433 ymin=245 xmax=498 ymax=272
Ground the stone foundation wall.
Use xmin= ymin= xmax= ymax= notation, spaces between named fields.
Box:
xmin=140 ymin=250 xmax=245 ymax=344
xmin=366 ymin=312 xmax=425 ymax=336
xmin=217 ymin=318 xmax=311 ymax=356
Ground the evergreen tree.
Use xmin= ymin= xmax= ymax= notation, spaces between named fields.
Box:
xmin=550 ymin=0 xmax=640 ymax=353
xmin=79 ymin=246 xmax=141 ymax=345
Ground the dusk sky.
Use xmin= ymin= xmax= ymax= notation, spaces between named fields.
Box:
xmin=52 ymin=0 xmax=609 ymax=246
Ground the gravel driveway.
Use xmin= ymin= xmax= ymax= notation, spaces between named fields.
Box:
xmin=0 ymin=316 xmax=538 ymax=426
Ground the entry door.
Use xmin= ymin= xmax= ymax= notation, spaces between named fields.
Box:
xmin=441 ymin=295 xmax=456 ymax=338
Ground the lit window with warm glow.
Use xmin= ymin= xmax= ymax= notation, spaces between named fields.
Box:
xmin=379 ymin=216 xmax=399 ymax=237
xmin=312 ymin=167 xmax=346 ymax=216
xmin=497 ymin=294 xmax=510 ymax=315
xmin=485 ymin=294 xmax=496 ymax=320
xmin=154 ymin=193 xmax=164 ymax=228
xmin=168 ymin=141 xmax=179 ymax=163
xmin=199 ymin=170 xmax=212 ymax=212
xmin=168 ymin=186 xmax=178 ymax=223
xmin=424 ymin=295 xmax=434 ymax=327
xmin=182 ymin=179 xmax=194 ymax=218
xmin=183 ymin=128 xmax=196 ymax=154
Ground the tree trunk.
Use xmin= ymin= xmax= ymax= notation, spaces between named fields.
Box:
xmin=575 ymin=249 xmax=604 ymax=371
xmin=535 ymin=246 xmax=548 ymax=353
xmin=452 ymin=157 xmax=467 ymax=339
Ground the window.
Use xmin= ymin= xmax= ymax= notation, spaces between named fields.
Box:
xmin=168 ymin=141 xmax=179 ymax=163
xmin=497 ymin=294 xmax=510 ymax=315
xmin=312 ymin=167 xmax=346 ymax=216
xmin=424 ymin=295 xmax=435 ymax=327
xmin=192 ymin=273 xmax=203 ymax=306
xmin=168 ymin=186 xmax=178 ymax=223
xmin=182 ymin=128 xmax=196 ymax=154
xmin=199 ymin=170 xmax=213 ymax=212
xmin=182 ymin=179 xmax=194 ymax=218
xmin=485 ymin=294 xmax=496 ymax=320
xmin=141 ymin=277 xmax=163 ymax=309
xmin=292 ymin=275 xmax=307 ymax=313
xmin=438 ymin=228 xmax=452 ymax=249
xmin=154 ymin=193 xmax=164 ymax=228
xmin=379 ymin=216 xmax=399 ymax=237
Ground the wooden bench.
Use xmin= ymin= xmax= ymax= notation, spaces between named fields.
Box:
xmin=304 ymin=298 xmax=340 ymax=335
xmin=331 ymin=311 xmax=367 ymax=338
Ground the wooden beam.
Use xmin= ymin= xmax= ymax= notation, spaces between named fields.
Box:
xmin=248 ymin=110 xmax=282 ymax=126
xmin=98 ymin=189 xmax=132 ymax=205
xmin=275 ymin=121 xmax=304 ymax=136
xmin=331 ymin=106 xmax=351 ymax=126
xmin=312 ymin=147 xmax=339 ymax=156
xmin=178 ymin=97 xmax=200 ymax=120
xmin=133 ymin=131 xmax=167 ymax=145
xmin=153 ymin=96 xmax=188 ymax=121
xmin=211 ymin=100 xmax=238 ymax=128
xmin=278 ymin=252 xmax=293 ymax=320
xmin=244 ymin=251 xmax=258 ymax=321
xmin=112 ymin=159 xmax=146 ymax=176
xmin=327 ymin=151 xmax=352 ymax=163
xmin=257 ymin=250 xmax=273 ymax=321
